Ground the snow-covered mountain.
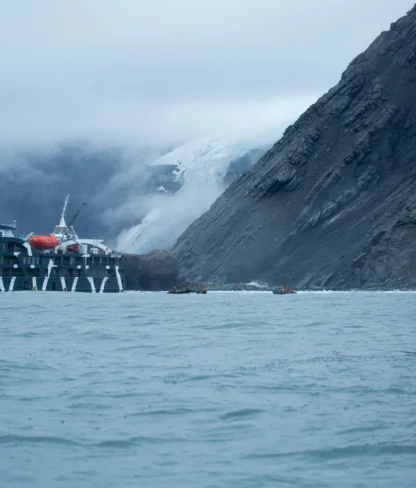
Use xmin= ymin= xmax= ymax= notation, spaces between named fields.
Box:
xmin=116 ymin=137 xmax=267 ymax=253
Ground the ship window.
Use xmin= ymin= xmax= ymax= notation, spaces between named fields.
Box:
xmin=4 ymin=256 xmax=18 ymax=265
xmin=63 ymin=256 xmax=70 ymax=266
xmin=91 ymin=268 xmax=106 ymax=277
xmin=7 ymin=243 xmax=24 ymax=253
xmin=51 ymin=268 xmax=59 ymax=277
xmin=28 ymin=268 xmax=40 ymax=277
xmin=13 ymin=269 xmax=24 ymax=277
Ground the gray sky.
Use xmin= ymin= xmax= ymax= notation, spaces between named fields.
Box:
xmin=1 ymin=0 xmax=414 ymax=148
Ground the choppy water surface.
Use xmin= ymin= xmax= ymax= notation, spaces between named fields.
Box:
xmin=1 ymin=291 xmax=415 ymax=487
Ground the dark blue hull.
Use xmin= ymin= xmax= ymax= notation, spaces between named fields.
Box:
xmin=0 ymin=276 xmax=122 ymax=293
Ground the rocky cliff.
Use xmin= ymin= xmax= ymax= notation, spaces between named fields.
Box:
xmin=173 ymin=5 xmax=416 ymax=289
xmin=123 ymin=250 xmax=182 ymax=291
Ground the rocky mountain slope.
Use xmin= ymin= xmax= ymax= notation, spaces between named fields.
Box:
xmin=173 ymin=5 xmax=416 ymax=289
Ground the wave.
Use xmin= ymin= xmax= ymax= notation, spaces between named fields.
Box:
xmin=247 ymin=443 xmax=416 ymax=460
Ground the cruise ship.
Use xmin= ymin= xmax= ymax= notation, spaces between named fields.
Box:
xmin=0 ymin=196 xmax=124 ymax=292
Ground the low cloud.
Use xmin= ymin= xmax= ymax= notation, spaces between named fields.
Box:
xmin=0 ymin=93 xmax=318 ymax=151
xmin=1 ymin=0 xmax=413 ymax=149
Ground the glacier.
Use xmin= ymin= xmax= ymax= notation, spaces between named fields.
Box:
xmin=116 ymin=137 xmax=265 ymax=253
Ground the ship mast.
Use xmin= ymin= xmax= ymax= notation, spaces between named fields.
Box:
xmin=59 ymin=194 xmax=70 ymax=227
xmin=58 ymin=202 xmax=86 ymax=246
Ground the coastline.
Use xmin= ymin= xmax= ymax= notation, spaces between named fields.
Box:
xmin=185 ymin=282 xmax=416 ymax=292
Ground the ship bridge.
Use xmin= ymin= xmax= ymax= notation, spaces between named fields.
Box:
xmin=0 ymin=221 xmax=16 ymax=238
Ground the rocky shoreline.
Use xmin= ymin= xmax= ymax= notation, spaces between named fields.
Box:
xmin=186 ymin=283 xmax=416 ymax=292
xmin=185 ymin=282 xmax=272 ymax=292
xmin=122 ymin=250 xmax=416 ymax=292
xmin=122 ymin=250 xmax=183 ymax=291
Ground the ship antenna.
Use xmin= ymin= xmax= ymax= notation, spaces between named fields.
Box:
xmin=59 ymin=194 xmax=70 ymax=227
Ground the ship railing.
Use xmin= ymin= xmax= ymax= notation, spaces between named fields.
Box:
xmin=0 ymin=222 xmax=17 ymax=229
xmin=61 ymin=236 xmax=77 ymax=242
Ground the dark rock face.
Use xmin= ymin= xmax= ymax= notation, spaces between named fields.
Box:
xmin=145 ymin=164 xmax=182 ymax=193
xmin=173 ymin=5 xmax=416 ymax=289
xmin=123 ymin=250 xmax=183 ymax=291
xmin=223 ymin=148 xmax=268 ymax=186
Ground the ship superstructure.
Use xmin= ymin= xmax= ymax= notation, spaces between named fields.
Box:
xmin=50 ymin=195 xmax=112 ymax=255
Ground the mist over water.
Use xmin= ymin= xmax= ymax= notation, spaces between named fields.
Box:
xmin=1 ymin=291 xmax=415 ymax=487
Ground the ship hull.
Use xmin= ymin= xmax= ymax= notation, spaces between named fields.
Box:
xmin=0 ymin=276 xmax=122 ymax=293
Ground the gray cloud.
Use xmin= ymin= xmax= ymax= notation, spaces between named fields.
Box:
xmin=1 ymin=0 xmax=414 ymax=148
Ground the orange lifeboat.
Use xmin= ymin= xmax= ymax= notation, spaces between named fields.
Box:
xmin=29 ymin=234 xmax=59 ymax=250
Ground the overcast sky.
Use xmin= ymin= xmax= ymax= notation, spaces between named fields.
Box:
xmin=1 ymin=0 xmax=414 ymax=148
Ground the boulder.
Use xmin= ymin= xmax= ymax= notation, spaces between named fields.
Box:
xmin=123 ymin=250 xmax=183 ymax=291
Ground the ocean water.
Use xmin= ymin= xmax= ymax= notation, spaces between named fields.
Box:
xmin=1 ymin=291 xmax=415 ymax=488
